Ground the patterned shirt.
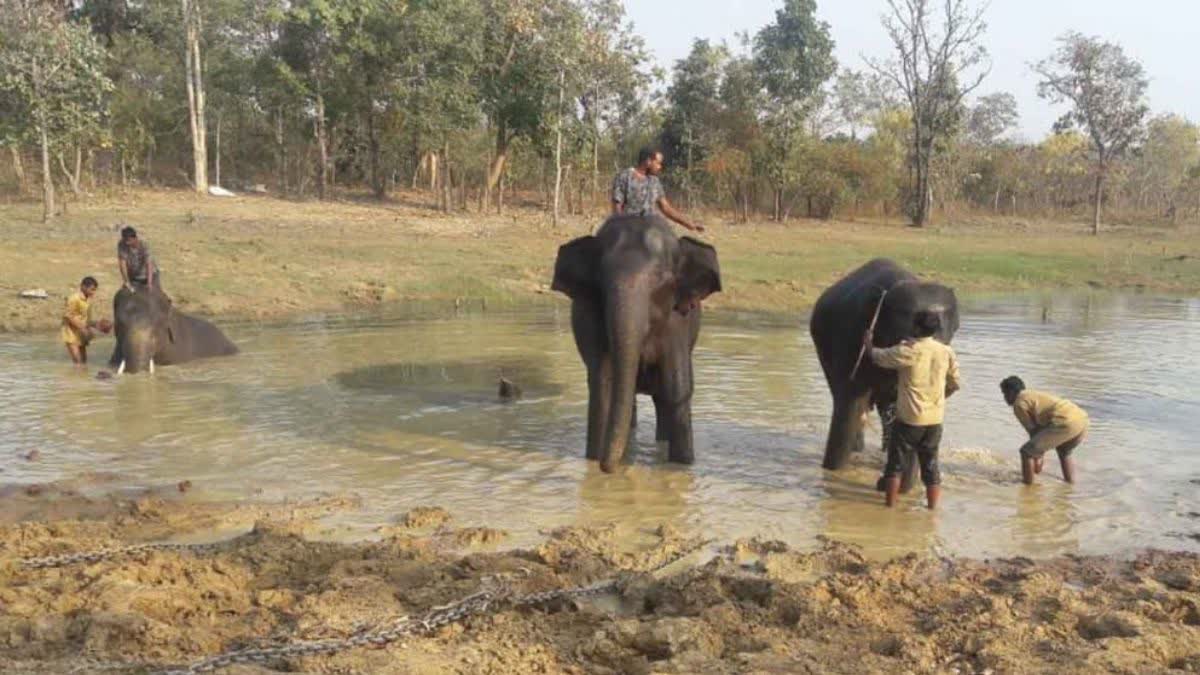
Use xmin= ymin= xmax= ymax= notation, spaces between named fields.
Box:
xmin=118 ymin=240 xmax=153 ymax=282
xmin=611 ymin=168 xmax=665 ymax=216
xmin=871 ymin=337 xmax=961 ymax=426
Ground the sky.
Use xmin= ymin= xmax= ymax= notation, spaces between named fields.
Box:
xmin=623 ymin=0 xmax=1199 ymax=141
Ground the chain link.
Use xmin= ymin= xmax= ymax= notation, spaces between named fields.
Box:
xmin=17 ymin=540 xmax=229 ymax=570
xmin=157 ymin=537 xmax=710 ymax=674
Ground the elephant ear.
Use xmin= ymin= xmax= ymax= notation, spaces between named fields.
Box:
xmin=675 ymin=237 xmax=721 ymax=313
xmin=551 ymin=235 xmax=601 ymax=299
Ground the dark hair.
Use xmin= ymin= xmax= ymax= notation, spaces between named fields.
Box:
xmin=120 ymin=226 xmax=138 ymax=239
xmin=913 ymin=310 xmax=941 ymax=337
xmin=81 ymin=276 xmax=98 ymax=289
xmin=1000 ymin=376 xmax=1025 ymax=394
xmin=637 ymin=146 xmax=662 ymax=165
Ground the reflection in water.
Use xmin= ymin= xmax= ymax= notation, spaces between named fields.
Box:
xmin=1 ymin=295 xmax=1198 ymax=559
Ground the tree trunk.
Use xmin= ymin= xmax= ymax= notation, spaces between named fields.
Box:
xmin=182 ymin=0 xmax=208 ymax=194
xmin=498 ymin=167 xmax=505 ymax=215
xmin=10 ymin=146 xmax=27 ymax=194
xmin=1091 ymin=163 xmax=1104 ymax=236
xmin=592 ymin=119 xmax=600 ymax=212
xmin=314 ymin=90 xmax=328 ymax=200
xmin=39 ymin=123 xmax=54 ymax=223
xmin=482 ymin=122 xmax=508 ymax=213
xmin=367 ymin=110 xmax=383 ymax=199
xmin=440 ymin=139 xmax=451 ymax=213
xmin=275 ymin=108 xmax=286 ymax=193
xmin=214 ymin=108 xmax=221 ymax=187
xmin=56 ymin=147 xmax=82 ymax=196
xmin=552 ymin=70 xmax=565 ymax=228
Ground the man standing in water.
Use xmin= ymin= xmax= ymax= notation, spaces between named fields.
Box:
xmin=611 ymin=147 xmax=705 ymax=233
xmin=1000 ymin=376 xmax=1089 ymax=485
xmin=61 ymin=276 xmax=111 ymax=366
xmin=863 ymin=310 xmax=961 ymax=509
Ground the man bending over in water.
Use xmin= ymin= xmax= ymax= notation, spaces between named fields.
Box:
xmin=1000 ymin=376 xmax=1089 ymax=485
xmin=863 ymin=310 xmax=961 ymax=509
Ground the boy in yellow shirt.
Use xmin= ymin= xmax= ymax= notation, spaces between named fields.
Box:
xmin=1000 ymin=376 xmax=1089 ymax=485
xmin=61 ymin=277 xmax=110 ymax=366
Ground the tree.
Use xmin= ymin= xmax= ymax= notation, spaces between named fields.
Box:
xmin=753 ymin=0 xmax=836 ymax=220
xmin=967 ymin=91 xmax=1018 ymax=145
xmin=1034 ymin=32 xmax=1149 ymax=234
xmin=1130 ymin=114 xmax=1200 ymax=220
xmin=181 ymin=0 xmax=208 ymax=194
xmin=0 ymin=0 xmax=113 ymax=221
xmin=867 ymin=0 xmax=990 ymax=226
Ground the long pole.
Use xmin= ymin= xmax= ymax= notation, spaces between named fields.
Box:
xmin=849 ymin=288 xmax=889 ymax=381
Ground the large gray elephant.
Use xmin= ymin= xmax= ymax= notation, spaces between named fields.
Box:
xmin=552 ymin=215 xmax=721 ymax=473
xmin=108 ymin=285 xmax=238 ymax=374
xmin=809 ymin=258 xmax=959 ymax=476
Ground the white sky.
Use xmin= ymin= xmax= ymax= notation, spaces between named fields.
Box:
xmin=624 ymin=0 xmax=1198 ymax=140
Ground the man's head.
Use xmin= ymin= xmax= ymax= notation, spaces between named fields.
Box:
xmin=120 ymin=226 xmax=138 ymax=246
xmin=1000 ymin=375 xmax=1025 ymax=405
xmin=637 ymin=147 xmax=664 ymax=176
xmin=912 ymin=310 xmax=941 ymax=338
xmin=80 ymin=276 xmax=98 ymax=299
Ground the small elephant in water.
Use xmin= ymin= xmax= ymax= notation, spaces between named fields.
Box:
xmin=809 ymin=258 xmax=959 ymax=482
xmin=107 ymin=285 xmax=238 ymax=374
xmin=552 ymin=215 xmax=721 ymax=472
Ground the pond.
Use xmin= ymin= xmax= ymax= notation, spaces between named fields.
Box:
xmin=2 ymin=293 xmax=1197 ymax=559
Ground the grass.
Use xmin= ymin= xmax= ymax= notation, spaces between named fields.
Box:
xmin=1 ymin=188 xmax=1197 ymax=333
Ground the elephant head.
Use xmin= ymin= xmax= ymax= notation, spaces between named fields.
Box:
xmin=553 ymin=215 xmax=721 ymax=472
xmin=874 ymin=280 xmax=960 ymax=348
xmin=110 ymin=285 xmax=175 ymax=374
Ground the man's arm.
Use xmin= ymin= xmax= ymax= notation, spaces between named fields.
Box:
xmin=862 ymin=331 xmax=913 ymax=370
xmin=1012 ymin=402 xmax=1037 ymax=436
xmin=118 ymin=256 xmax=130 ymax=286
xmin=945 ymin=350 xmax=961 ymax=397
xmin=64 ymin=298 xmax=89 ymax=335
xmin=612 ymin=201 xmax=624 ymax=215
xmin=657 ymin=196 xmax=704 ymax=233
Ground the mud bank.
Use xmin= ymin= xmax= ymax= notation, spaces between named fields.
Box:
xmin=1 ymin=481 xmax=1198 ymax=674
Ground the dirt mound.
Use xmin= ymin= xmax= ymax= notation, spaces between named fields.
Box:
xmin=0 ymin=486 xmax=1197 ymax=674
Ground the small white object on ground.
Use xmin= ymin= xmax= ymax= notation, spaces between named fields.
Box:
xmin=18 ymin=289 xmax=48 ymax=299
xmin=207 ymin=185 xmax=236 ymax=197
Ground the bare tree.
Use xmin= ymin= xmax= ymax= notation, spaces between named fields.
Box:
xmin=867 ymin=0 xmax=990 ymax=226
xmin=1034 ymin=32 xmax=1149 ymax=234
xmin=182 ymin=0 xmax=208 ymax=194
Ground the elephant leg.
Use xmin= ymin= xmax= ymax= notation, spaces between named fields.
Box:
xmin=585 ymin=357 xmax=612 ymax=461
xmin=823 ymin=389 xmax=871 ymax=470
xmin=653 ymin=394 xmax=670 ymax=442
xmin=658 ymin=334 xmax=696 ymax=465
xmin=876 ymin=400 xmax=896 ymax=453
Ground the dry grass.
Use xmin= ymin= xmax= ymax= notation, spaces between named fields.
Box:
xmin=2 ymin=188 xmax=1198 ymax=332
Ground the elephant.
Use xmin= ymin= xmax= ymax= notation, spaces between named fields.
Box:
xmin=107 ymin=285 xmax=238 ymax=374
xmin=552 ymin=215 xmax=721 ymax=473
xmin=809 ymin=258 xmax=959 ymax=481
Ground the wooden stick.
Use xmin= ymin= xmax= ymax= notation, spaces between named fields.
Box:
xmin=849 ymin=288 xmax=888 ymax=381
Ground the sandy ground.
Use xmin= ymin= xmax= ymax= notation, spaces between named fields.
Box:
xmin=1 ymin=480 xmax=1198 ymax=674
xmin=2 ymin=189 xmax=1199 ymax=334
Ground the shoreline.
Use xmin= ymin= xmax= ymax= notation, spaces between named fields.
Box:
xmin=2 ymin=481 xmax=1198 ymax=674
xmin=3 ymin=188 xmax=1198 ymax=335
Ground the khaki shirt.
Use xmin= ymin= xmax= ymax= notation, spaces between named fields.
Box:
xmin=61 ymin=291 xmax=92 ymax=346
xmin=1012 ymin=390 xmax=1088 ymax=433
xmin=871 ymin=337 xmax=961 ymax=426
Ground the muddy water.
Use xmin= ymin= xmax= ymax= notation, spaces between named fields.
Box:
xmin=2 ymin=294 xmax=1198 ymax=559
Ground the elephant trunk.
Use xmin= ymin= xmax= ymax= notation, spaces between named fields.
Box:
xmin=599 ymin=283 xmax=646 ymax=473
xmin=120 ymin=328 xmax=155 ymax=374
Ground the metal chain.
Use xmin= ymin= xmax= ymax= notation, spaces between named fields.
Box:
xmin=157 ymin=537 xmax=710 ymax=675
xmin=17 ymin=540 xmax=229 ymax=570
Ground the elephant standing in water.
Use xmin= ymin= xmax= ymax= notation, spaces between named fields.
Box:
xmin=552 ymin=215 xmax=721 ymax=473
xmin=108 ymin=285 xmax=238 ymax=374
xmin=810 ymin=259 xmax=959 ymax=481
